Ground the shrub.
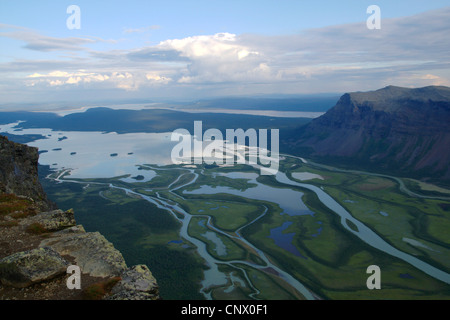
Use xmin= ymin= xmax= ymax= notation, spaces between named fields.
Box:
xmin=0 ymin=220 xmax=19 ymax=228
xmin=82 ymin=277 xmax=121 ymax=300
xmin=0 ymin=193 xmax=33 ymax=217
xmin=25 ymin=222 xmax=48 ymax=234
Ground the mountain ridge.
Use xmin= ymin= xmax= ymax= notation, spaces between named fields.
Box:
xmin=285 ymin=85 xmax=450 ymax=184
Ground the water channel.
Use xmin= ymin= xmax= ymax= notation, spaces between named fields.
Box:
xmin=2 ymin=124 xmax=449 ymax=299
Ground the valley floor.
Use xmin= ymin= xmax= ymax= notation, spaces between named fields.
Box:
xmin=39 ymin=156 xmax=450 ymax=300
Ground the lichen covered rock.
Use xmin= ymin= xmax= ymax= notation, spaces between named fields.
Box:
xmin=0 ymin=247 xmax=69 ymax=288
xmin=39 ymin=229 xmax=127 ymax=278
xmin=20 ymin=209 xmax=76 ymax=232
xmin=107 ymin=265 xmax=160 ymax=300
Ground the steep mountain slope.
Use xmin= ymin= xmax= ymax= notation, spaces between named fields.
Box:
xmin=285 ymin=86 xmax=450 ymax=183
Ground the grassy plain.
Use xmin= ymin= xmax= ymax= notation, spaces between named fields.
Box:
xmin=38 ymin=157 xmax=450 ymax=300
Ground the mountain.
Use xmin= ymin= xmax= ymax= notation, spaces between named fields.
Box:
xmin=284 ymin=85 xmax=450 ymax=183
xmin=185 ymin=95 xmax=339 ymax=112
xmin=1 ymin=107 xmax=309 ymax=134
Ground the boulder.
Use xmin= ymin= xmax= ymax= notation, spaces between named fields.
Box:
xmin=20 ymin=209 xmax=76 ymax=232
xmin=39 ymin=229 xmax=127 ymax=278
xmin=107 ymin=265 xmax=160 ymax=300
xmin=0 ymin=247 xmax=69 ymax=288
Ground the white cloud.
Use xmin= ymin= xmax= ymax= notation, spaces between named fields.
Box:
xmin=156 ymin=32 xmax=269 ymax=84
xmin=1 ymin=7 xmax=450 ymax=104
xmin=146 ymin=73 xmax=172 ymax=84
xmin=25 ymin=69 xmax=173 ymax=91
xmin=26 ymin=70 xmax=114 ymax=87
xmin=159 ymin=33 xmax=257 ymax=60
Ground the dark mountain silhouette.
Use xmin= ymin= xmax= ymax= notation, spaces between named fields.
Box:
xmin=285 ymin=86 xmax=450 ymax=184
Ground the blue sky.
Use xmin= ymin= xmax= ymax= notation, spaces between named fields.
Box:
xmin=1 ymin=0 xmax=450 ymax=108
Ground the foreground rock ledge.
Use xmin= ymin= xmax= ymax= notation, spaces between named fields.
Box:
xmin=106 ymin=265 xmax=159 ymax=300
xmin=0 ymin=136 xmax=160 ymax=300
xmin=0 ymin=207 xmax=160 ymax=300
xmin=0 ymin=247 xmax=70 ymax=288
xmin=39 ymin=225 xmax=128 ymax=278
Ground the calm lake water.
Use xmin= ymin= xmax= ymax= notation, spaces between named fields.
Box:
xmin=185 ymin=171 xmax=314 ymax=216
xmin=268 ymin=221 xmax=306 ymax=258
xmin=1 ymin=122 xmax=176 ymax=179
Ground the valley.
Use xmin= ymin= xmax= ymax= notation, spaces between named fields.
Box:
xmin=1 ymin=87 xmax=449 ymax=300
xmin=2 ymin=114 xmax=450 ymax=300
xmin=2 ymin=0 xmax=450 ymax=307
xmin=37 ymin=152 xmax=450 ymax=300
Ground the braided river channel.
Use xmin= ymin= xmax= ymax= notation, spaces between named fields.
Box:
xmin=1 ymin=122 xmax=449 ymax=299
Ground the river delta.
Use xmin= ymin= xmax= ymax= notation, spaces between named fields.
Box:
xmin=1 ymin=123 xmax=449 ymax=300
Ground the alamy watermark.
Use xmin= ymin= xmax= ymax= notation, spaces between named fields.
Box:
xmin=367 ymin=5 xmax=381 ymax=30
xmin=66 ymin=5 xmax=81 ymax=30
xmin=366 ymin=265 xmax=381 ymax=289
xmin=66 ymin=265 xmax=81 ymax=289
xmin=171 ymin=121 xmax=279 ymax=175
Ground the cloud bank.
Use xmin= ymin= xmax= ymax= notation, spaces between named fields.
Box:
xmin=1 ymin=7 xmax=449 ymax=105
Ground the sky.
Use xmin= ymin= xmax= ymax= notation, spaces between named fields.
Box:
xmin=1 ymin=0 xmax=450 ymax=109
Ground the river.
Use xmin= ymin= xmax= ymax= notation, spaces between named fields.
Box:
xmin=2 ymin=123 xmax=449 ymax=299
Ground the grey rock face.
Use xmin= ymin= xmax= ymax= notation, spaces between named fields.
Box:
xmin=0 ymin=247 xmax=70 ymax=288
xmin=0 ymin=137 xmax=160 ymax=299
xmin=0 ymin=135 xmax=55 ymax=211
xmin=288 ymin=85 xmax=450 ymax=181
xmin=39 ymin=229 xmax=127 ymax=278
xmin=20 ymin=209 xmax=76 ymax=232
xmin=107 ymin=265 xmax=160 ymax=300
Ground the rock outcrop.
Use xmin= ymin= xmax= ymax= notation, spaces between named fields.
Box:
xmin=0 ymin=135 xmax=55 ymax=211
xmin=0 ymin=135 xmax=160 ymax=300
xmin=0 ymin=247 xmax=70 ymax=288
xmin=106 ymin=265 xmax=160 ymax=300
xmin=39 ymin=225 xmax=128 ymax=278
xmin=286 ymin=85 xmax=450 ymax=183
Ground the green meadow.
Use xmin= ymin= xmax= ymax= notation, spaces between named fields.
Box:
xmin=38 ymin=155 xmax=450 ymax=300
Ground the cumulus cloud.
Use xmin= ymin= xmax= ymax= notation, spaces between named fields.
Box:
xmin=126 ymin=8 xmax=450 ymax=88
xmin=1 ymin=7 xmax=450 ymax=103
xmin=156 ymin=32 xmax=269 ymax=84
xmin=24 ymin=68 xmax=173 ymax=92
xmin=26 ymin=70 xmax=109 ymax=86
xmin=145 ymin=73 xmax=172 ymax=84
xmin=158 ymin=33 xmax=253 ymax=59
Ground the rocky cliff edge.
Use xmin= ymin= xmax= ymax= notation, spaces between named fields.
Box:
xmin=0 ymin=135 xmax=160 ymax=300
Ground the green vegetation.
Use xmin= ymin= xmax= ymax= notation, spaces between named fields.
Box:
xmin=188 ymin=216 xmax=247 ymax=261
xmin=0 ymin=220 xmax=19 ymax=228
xmin=164 ymin=191 xmax=263 ymax=232
xmin=0 ymin=193 xmax=37 ymax=229
xmin=25 ymin=222 xmax=48 ymax=234
xmin=39 ymin=166 xmax=205 ymax=300
xmin=233 ymin=264 xmax=300 ymax=300
xmin=82 ymin=277 xmax=121 ymax=300
xmin=403 ymin=178 xmax=450 ymax=197
xmin=0 ymin=193 xmax=34 ymax=216
xmin=38 ymin=156 xmax=450 ymax=300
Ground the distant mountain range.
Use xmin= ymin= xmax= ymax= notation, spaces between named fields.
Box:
xmin=183 ymin=95 xmax=339 ymax=112
xmin=2 ymin=86 xmax=449 ymax=184
xmin=0 ymin=107 xmax=308 ymax=136
xmin=284 ymin=85 xmax=450 ymax=184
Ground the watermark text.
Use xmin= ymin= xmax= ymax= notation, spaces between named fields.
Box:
xmin=171 ymin=121 xmax=279 ymax=175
